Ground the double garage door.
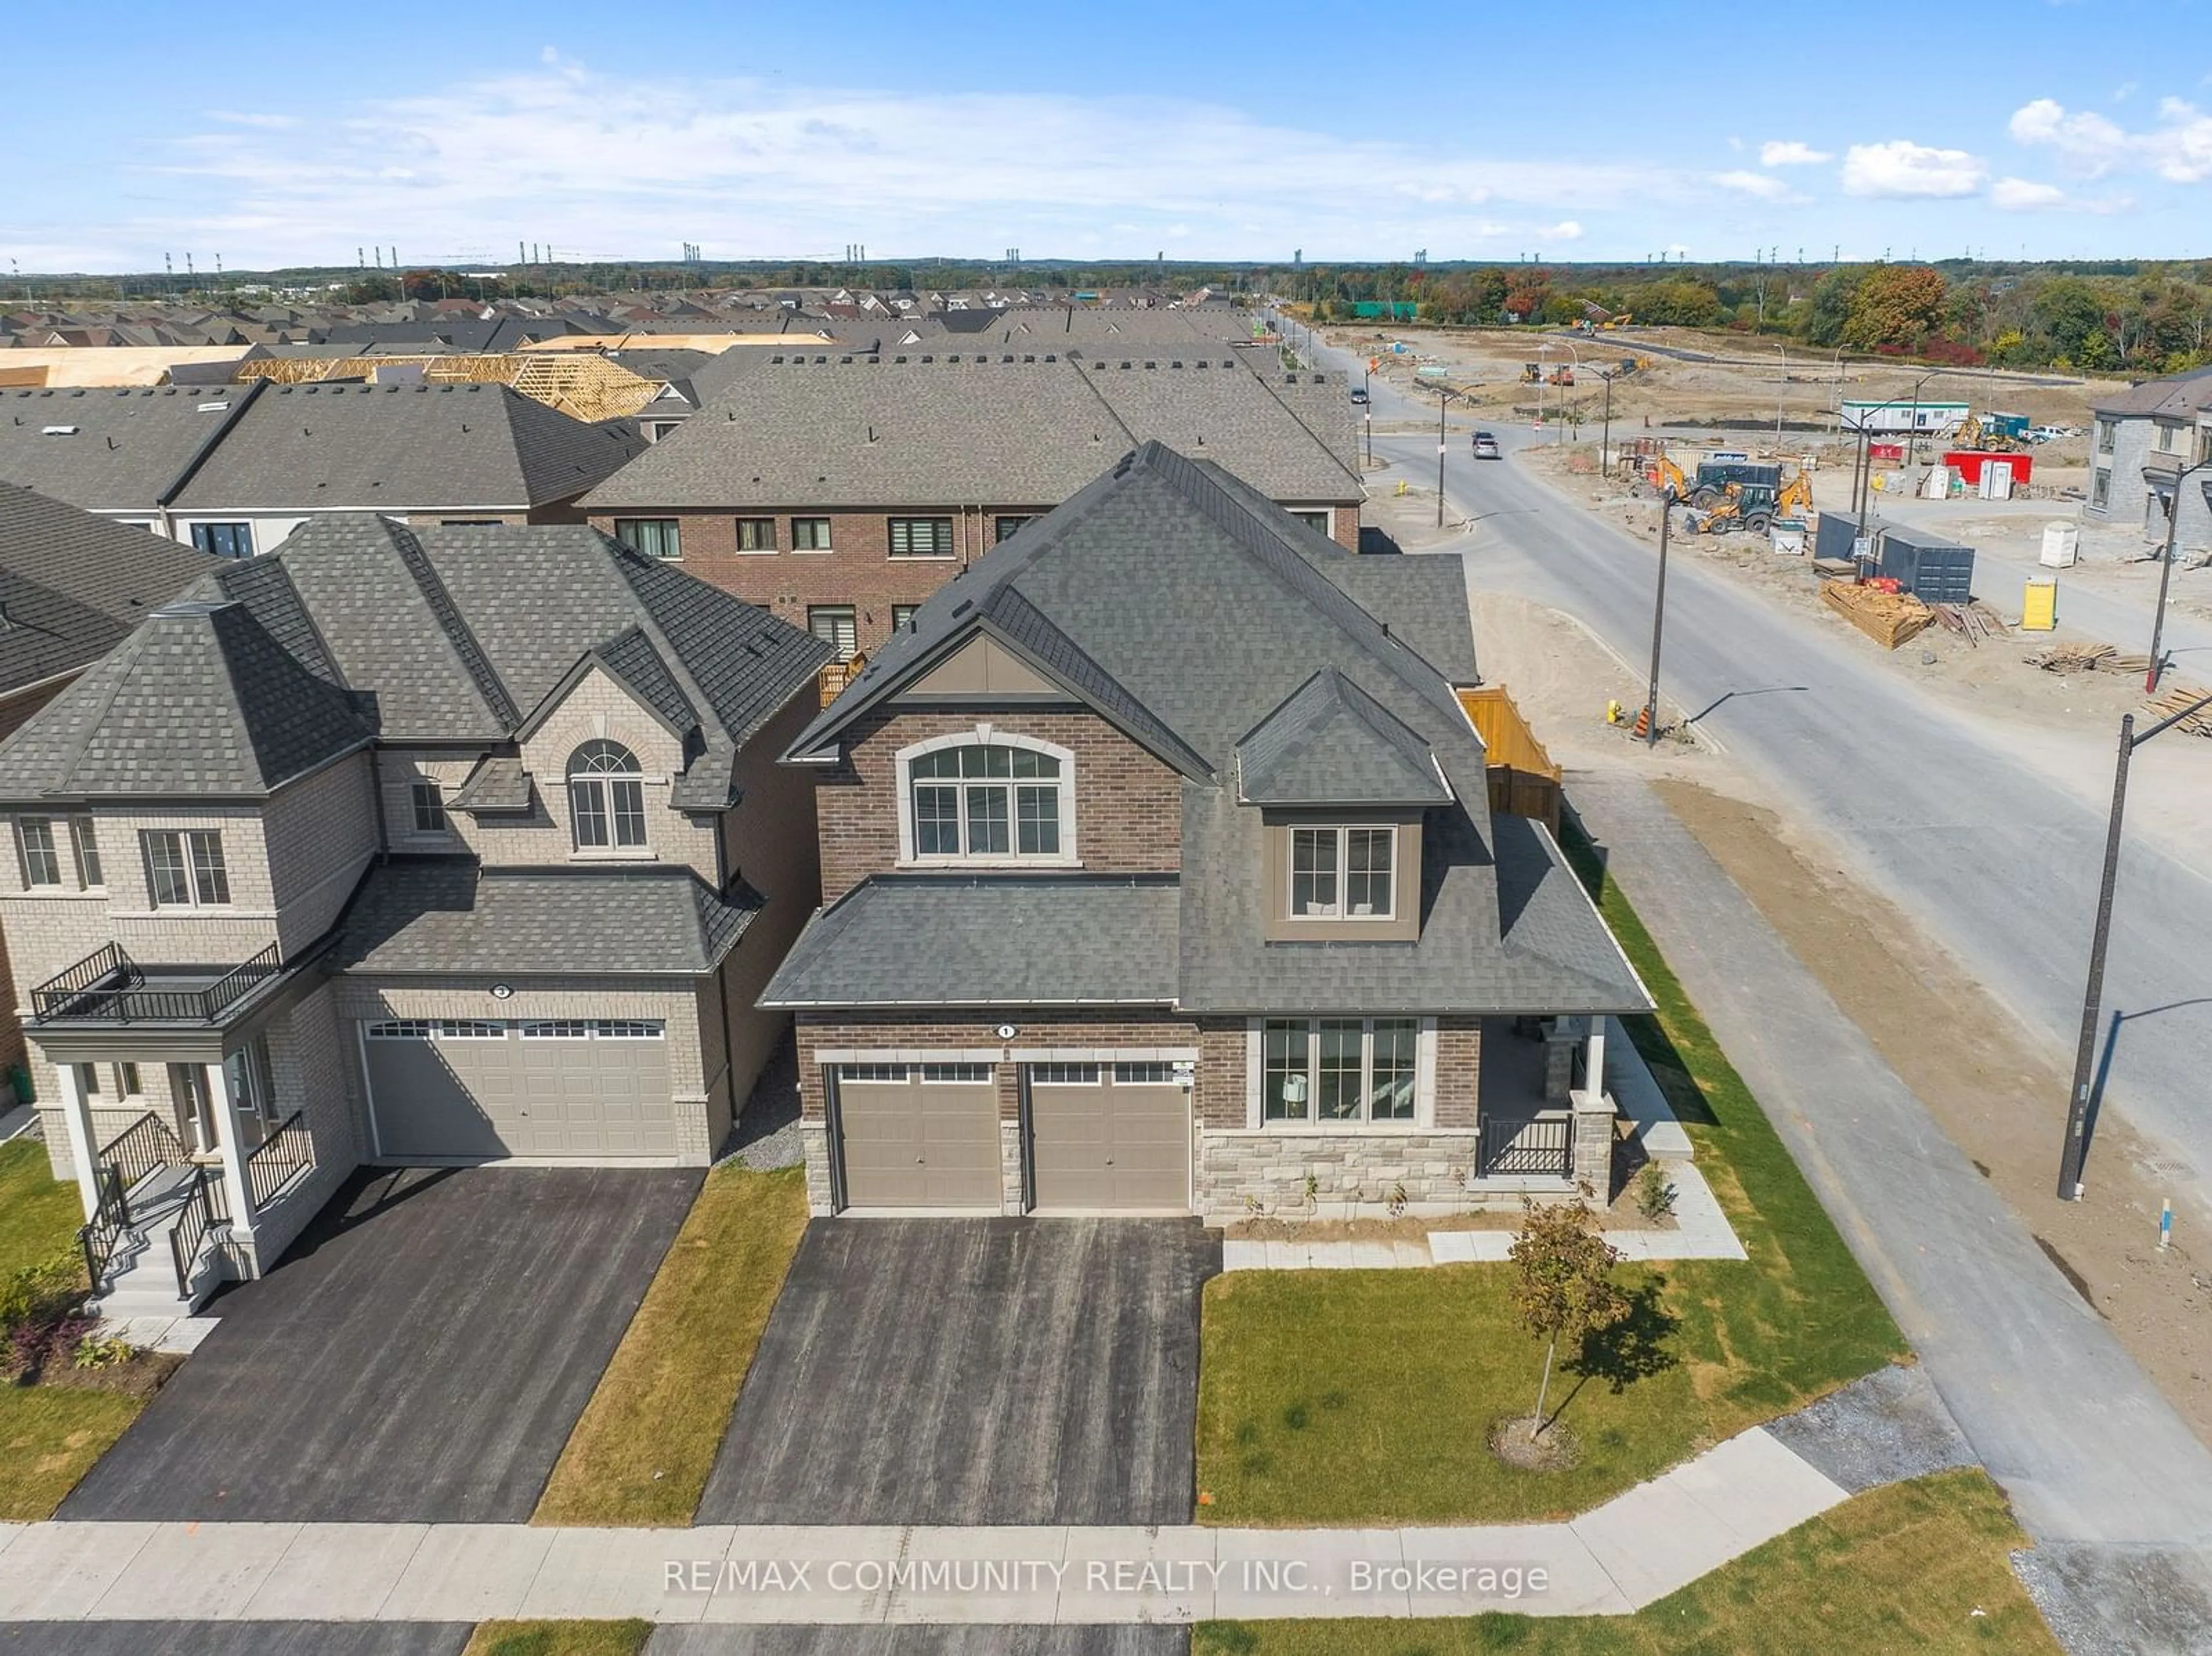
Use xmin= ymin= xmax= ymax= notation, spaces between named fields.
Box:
xmin=834 ymin=1061 xmax=1190 ymax=1213
xmin=363 ymin=1018 xmax=675 ymax=1159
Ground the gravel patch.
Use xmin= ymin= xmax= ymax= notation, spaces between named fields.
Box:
xmin=724 ymin=1026 xmax=803 ymax=1170
xmin=2011 ymin=1541 xmax=2212 ymax=1656
xmin=1765 ymin=1362 xmax=1976 ymax=1493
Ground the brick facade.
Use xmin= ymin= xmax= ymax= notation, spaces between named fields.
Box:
xmin=588 ymin=500 xmax=1361 ymax=658
xmin=815 ymin=707 xmax=1182 ymax=902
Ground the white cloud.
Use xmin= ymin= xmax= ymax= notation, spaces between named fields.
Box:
xmin=1990 ymin=176 xmax=2134 ymax=214
xmin=1759 ymin=140 xmax=1831 ymax=166
xmin=2010 ymin=95 xmax=2212 ymax=182
xmin=1715 ymin=169 xmax=1798 ymax=201
xmin=1840 ymin=139 xmax=1987 ymax=198
xmin=138 ymin=62 xmax=1681 ymax=267
xmin=1991 ymin=177 xmax=2068 ymax=210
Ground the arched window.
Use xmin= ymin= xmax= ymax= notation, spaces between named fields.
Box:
xmin=569 ymin=740 xmax=647 ymax=850
xmin=898 ymin=736 xmax=1074 ymax=864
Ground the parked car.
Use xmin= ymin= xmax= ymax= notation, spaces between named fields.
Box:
xmin=1471 ymin=431 xmax=1501 ymax=460
xmin=1350 ymin=387 xmax=1370 ymax=406
xmin=2028 ymin=425 xmax=2067 ymax=444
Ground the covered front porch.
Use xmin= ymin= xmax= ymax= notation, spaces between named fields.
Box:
xmin=1474 ymin=1012 xmax=1621 ymax=1196
xmin=31 ymin=942 xmax=327 ymax=1313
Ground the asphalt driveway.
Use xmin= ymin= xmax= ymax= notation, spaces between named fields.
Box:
xmin=60 ymin=1164 xmax=699 ymax=1523
xmin=698 ymin=1218 xmax=1218 ymax=1526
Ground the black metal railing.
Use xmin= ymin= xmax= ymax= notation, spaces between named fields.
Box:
xmin=168 ymin=1167 xmax=230 ymax=1301
xmin=97 ymin=1111 xmax=188 ymax=1199
xmin=1482 ymin=1115 xmax=1574 ymax=1178
xmin=77 ymin=1165 xmax=135 ymax=1294
xmin=245 ymin=1110 xmax=313 ymax=1211
xmin=32 ymin=942 xmax=283 ymax=1024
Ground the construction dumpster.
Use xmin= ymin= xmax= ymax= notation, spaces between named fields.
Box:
xmin=1877 ymin=530 xmax=1976 ymax=604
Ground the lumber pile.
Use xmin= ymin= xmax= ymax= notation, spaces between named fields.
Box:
xmin=1929 ymin=601 xmax=2010 ymax=646
xmin=1822 ymin=581 xmax=1935 ymax=650
xmin=2145 ymin=683 xmax=2212 ymax=737
xmin=2026 ymin=641 xmax=2153 ymax=674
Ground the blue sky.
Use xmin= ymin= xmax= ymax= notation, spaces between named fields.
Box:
xmin=4 ymin=0 xmax=2208 ymax=272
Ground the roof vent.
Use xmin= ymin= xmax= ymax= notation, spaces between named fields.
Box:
xmin=196 ymin=401 xmax=229 ymax=413
xmin=951 ymin=598 xmax=974 ymax=618
xmin=39 ymin=425 xmax=77 ymax=436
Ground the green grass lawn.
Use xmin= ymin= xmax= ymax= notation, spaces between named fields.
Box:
xmin=462 ymin=1621 xmax=651 ymax=1656
xmin=1195 ymin=819 xmax=1906 ymax=1527
xmin=0 ymin=1133 xmax=149 ymax=1520
xmin=0 ymin=1137 xmax=81 ymax=1270
xmin=532 ymin=1164 xmax=809 ymax=1526
xmin=1193 ymin=1468 xmax=2059 ymax=1655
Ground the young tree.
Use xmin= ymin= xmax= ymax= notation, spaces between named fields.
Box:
xmin=1509 ymin=1195 xmax=1630 ymax=1435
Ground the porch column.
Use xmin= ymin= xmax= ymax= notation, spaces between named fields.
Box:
xmin=204 ymin=1061 xmax=256 ymax=1248
xmin=1584 ymin=1016 xmax=1607 ymax=1097
xmin=55 ymin=1061 xmax=103 ymax=1221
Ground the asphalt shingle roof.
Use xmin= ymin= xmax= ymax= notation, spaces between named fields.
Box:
xmin=173 ymin=382 xmax=646 ymax=511
xmin=2092 ymin=363 xmax=2212 ymax=418
xmin=0 ymin=513 xmax=829 ymax=803
xmin=580 ymin=356 xmax=1358 ymax=511
xmin=339 ymin=860 xmax=761 ymax=975
xmin=761 ymin=876 xmax=1180 ymax=1007
xmin=0 ymin=483 xmax=218 ymax=696
xmin=782 ymin=442 xmax=1649 ymax=1016
xmin=1237 ymin=668 xmax=1451 ymax=808
xmin=0 ymin=386 xmax=244 ymax=510
xmin=0 ymin=597 xmax=374 ymax=799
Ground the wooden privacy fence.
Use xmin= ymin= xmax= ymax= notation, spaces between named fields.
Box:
xmin=1456 ymin=686 xmax=1563 ymax=834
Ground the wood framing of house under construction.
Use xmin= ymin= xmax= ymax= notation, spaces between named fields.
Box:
xmin=234 ymin=352 xmax=661 ymax=423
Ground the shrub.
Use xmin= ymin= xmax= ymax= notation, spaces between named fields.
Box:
xmin=1633 ymin=1161 xmax=1680 ymax=1222
xmin=0 ymin=1251 xmax=86 ymax=1336
xmin=73 ymin=1333 xmax=136 ymax=1370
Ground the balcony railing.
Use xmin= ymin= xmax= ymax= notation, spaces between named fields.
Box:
xmin=98 ymin=1110 xmax=189 ymax=1201
xmin=817 ymin=651 xmax=868 ymax=707
xmin=31 ymin=942 xmax=284 ymax=1025
xmin=245 ymin=1109 xmax=314 ymax=1212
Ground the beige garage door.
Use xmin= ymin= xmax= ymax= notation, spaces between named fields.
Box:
xmin=362 ymin=1018 xmax=675 ymax=1160
xmin=835 ymin=1063 xmax=1002 ymax=1210
xmin=1029 ymin=1062 xmax=1191 ymax=1214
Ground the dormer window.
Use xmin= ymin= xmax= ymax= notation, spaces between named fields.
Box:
xmin=1289 ymin=826 xmax=1395 ymax=919
xmin=569 ymin=740 xmax=647 ymax=851
xmin=898 ymin=734 xmax=1076 ymax=866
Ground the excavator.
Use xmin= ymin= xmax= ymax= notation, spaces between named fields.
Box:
xmin=1684 ymin=482 xmax=1776 ymax=537
xmin=1645 ymin=456 xmax=1812 ymax=518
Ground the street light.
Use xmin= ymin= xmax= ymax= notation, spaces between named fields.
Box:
xmin=2056 ymin=684 xmax=2212 ymax=1200
xmin=1593 ymin=367 xmax=1617 ymax=478
xmin=1642 ymin=488 xmax=1679 ymax=747
xmin=1434 ymin=386 xmax=1464 ymax=528
xmin=1853 ymin=373 xmax=1940 ymax=534
xmin=2143 ymin=456 xmax=2211 ymax=694
xmin=1363 ymin=363 xmax=1373 ymax=469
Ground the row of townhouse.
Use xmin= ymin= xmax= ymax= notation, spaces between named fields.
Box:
xmin=0 ymin=442 xmax=1646 ymax=1317
xmin=2086 ymin=362 xmax=2212 ymax=551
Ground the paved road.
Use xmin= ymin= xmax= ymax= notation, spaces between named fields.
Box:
xmin=1333 ymin=331 xmax=2212 ymax=1224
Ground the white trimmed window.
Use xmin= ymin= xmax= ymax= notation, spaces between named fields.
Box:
xmin=736 ymin=517 xmax=777 ymax=552
xmin=1289 ymin=826 xmax=1395 ymax=919
xmin=614 ymin=518 xmax=681 ymax=559
xmin=143 ymin=829 xmax=229 ymax=907
xmin=16 ymin=818 xmax=61 ymax=888
xmin=568 ymin=740 xmax=647 ymax=851
xmin=1031 ymin=1063 xmax=1101 ymax=1084
xmin=1262 ymin=1017 xmax=1419 ymax=1124
xmin=792 ymin=517 xmax=834 ymax=552
xmin=898 ymin=734 xmax=1075 ymax=866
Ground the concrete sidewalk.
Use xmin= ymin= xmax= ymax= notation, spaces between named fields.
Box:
xmin=1568 ymin=773 xmax=2212 ymax=1647
xmin=0 ymin=1426 xmax=1843 ymax=1626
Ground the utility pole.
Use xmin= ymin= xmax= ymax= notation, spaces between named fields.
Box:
xmin=2145 ymin=458 xmax=2210 ymax=693
xmin=1596 ymin=368 xmax=1615 ymax=478
xmin=2056 ymin=687 xmax=2212 ymax=1198
xmin=1643 ymin=492 xmax=1676 ymax=746
xmin=1435 ymin=387 xmax=1459 ymax=529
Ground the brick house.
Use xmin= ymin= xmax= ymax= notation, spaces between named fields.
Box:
xmin=0 ymin=379 xmax=645 ymax=560
xmin=761 ymin=442 xmax=1652 ymax=1221
xmin=0 ymin=486 xmax=218 ymax=1097
xmin=0 ymin=515 xmax=827 ymax=1313
xmin=578 ymin=354 xmax=1363 ymax=661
